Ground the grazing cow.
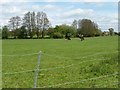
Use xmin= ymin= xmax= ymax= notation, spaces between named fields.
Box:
xmin=78 ymin=34 xmax=84 ymax=41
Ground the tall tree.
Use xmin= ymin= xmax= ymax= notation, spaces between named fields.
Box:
xmin=40 ymin=12 xmax=50 ymax=38
xmin=8 ymin=11 xmax=50 ymax=39
xmin=77 ymin=19 xmax=101 ymax=37
xmin=47 ymin=27 xmax=54 ymax=38
xmin=17 ymin=26 xmax=28 ymax=39
xmin=9 ymin=16 xmax=21 ymax=38
xmin=72 ymin=20 xmax=78 ymax=29
xmin=108 ymin=28 xmax=114 ymax=36
xmin=15 ymin=16 xmax=21 ymax=29
xmin=15 ymin=16 xmax=21 ymax=38
xmin=78 ymin=19 xmax=82 ymax=29
xmin=36 ymin=12 xmax=42 ymax=38
xmin=23 ymin=12 xmax=32 ymax=38
xmin=9 ymin=17 xmax=16 ymax=38
xmin=31 ymin=12 xmax=36 ymax=38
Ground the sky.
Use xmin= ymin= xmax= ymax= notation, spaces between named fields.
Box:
xmin=0 ymin=0 xmax=119 ymax=32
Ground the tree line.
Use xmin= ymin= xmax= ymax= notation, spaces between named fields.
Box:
xmin=2 ymin=11 xmax=50 ymax=39
xmin=1 ymin=11 xmax=117 ymax=39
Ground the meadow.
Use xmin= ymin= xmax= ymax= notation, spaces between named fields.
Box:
xmin=2 ymin=36 xmax=118 ymax=88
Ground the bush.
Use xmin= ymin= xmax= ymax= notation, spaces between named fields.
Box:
xmin=53 ymin=32 xmax=63 ymax=39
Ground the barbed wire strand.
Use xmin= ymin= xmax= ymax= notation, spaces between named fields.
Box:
xmin=1 ymin=50 xmax=118 ymax=57
xmin=39 ymin=58 xmax=111 ymax=71
xmin=94 ymin=81 xmax=119 ymax=88
xmin=38 ymin=73 xmax=118 ymax=88
xmin=2 ymin=51 xmax=118 ymax=75
xmin=41 ymin=51 xmax=118 ymax=60
xmin=2 ymin=53 xmax=38 ymax=57
xmin=3 ymin=57 xmax=113 ymax=75
xmin=2 ymin=51 xmax=113 ymax=74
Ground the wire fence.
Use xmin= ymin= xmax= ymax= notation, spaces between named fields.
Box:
xmin=2 ymin=50 xmax=118 ymax=75
xmin=3 ymin=57 xmax=111 ymax=75
xmin=94 ymin=81 xmax=119 ymax=88
xmin=2 ymin=50 xmax=118 ymax=88
xmin=2 ymin=53 xmax=38 ymax=57
xmin=2 ymin=50 xmax=118 ymax=58
xmin=38 ymin=72 xmax=118 ymax=88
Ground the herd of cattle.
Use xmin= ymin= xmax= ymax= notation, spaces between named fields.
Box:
xmin=65 ymin=33 xmax=84 ymax=41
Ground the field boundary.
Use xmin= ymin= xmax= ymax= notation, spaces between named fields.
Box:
xmin=38 ymin=72 xmax=118 ymax=88
xmin=2 ymin=50 xmax=118 ymax=57
xmin=94 ymin=81 xmax=119 ymax=87
xmin=3 ymin=57 xmax=114 ymax=75
xmin=2 ymin=53 xmax=38 ymax=57
xmin=3 ymin=51 xmax=118 ymax=75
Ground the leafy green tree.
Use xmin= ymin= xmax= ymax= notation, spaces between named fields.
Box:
xmin=15 ymin=16 xmax=21 ymax=29
xmin=23 ymin=11 xmax=50 ymax=39
xmin=47 ymin=27 xmax=54 ymax=38
xmin=77 ymin=19 xmax=101 ymax=37
xmin=23 ymin=12 xmax=33 ymax=38
xmin=39 ymin=12 xmax=50 ymax=38
xmin=31 ymin=12 xmax=36 ymax=38
xmin=36 ymin=12 xmax=42 ymax=39
xmin=9 ymin=17 xmax=16 ymax=38
xmin=17 ymin=26 xmax=28 ymax=39
xmin=54 ymin=24 xmax=77 ymax=38
xmin=108 ymin=28 xmax=114 ymax=36
xmin=53 ymin=32 xmax=63 ymax=39
xmin=2 ymin=26 xmax=9 ymax=39
xmin=72 ymin=20 xmax=78 ymax=29
xmin=9 ymin=16 xmax=21 ymax=39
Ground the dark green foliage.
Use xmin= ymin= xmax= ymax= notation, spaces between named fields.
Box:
xmin=53 ymin=32 xmax=63 ymax=39
xmin=90 ymin=54 xmax=118 ymax=76
xmin=35 ymin=28 xmax=42 ymax=39
xmin=114 ymin=32 xmax=118 ymax=35
xmin=17 ymin=26 xmax=28 ymax=39
xmin=47 ymin=27 xmax=54 ymax=38
xmin=2 ymin=26 xmax=9 ymax=39
xmin=2 ymin=13 xmax=115 ymax=39
xmin=54 ymin=24 xmax=77 ymax=38
xmin=77 ymin=19 xmax=102 ymax=37
xmin=108 ymin=28 xmax=114 ymax=36
xmin=47 ymin=25 xmax=77 ymax=39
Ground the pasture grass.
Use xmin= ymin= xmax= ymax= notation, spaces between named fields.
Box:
xmin=2 ymin=36 xmax=118 ymax=88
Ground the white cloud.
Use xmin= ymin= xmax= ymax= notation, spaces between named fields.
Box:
xmin=94 ymin=13 xmax=118 ymax=31
xmin=0 ymin=2 xmax=118 ymax=32
xmin=1 ymin=3 xmax=28 ymax=17
xmin=58 ymin=8 xmax=94 ymax=19
xmin=3 ymin=6 xmax=21 ymax=14
xmin=0 ymin=0 xmax=119 ymax=4
xmin=41 ymin=0 xmax=119 ymax=2
xmin=32 ymin=4 xmax=61 ymax=12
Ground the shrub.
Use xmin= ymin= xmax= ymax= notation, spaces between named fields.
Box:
xmin=53 ymin=32 xmax=63 ymax=39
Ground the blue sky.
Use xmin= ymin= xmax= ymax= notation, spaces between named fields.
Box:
xmin=0 ymin=0 xmax=118 ymax=32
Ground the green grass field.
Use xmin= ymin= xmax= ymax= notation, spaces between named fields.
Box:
xmin=2 ymin=36 xmax=118 ymax=88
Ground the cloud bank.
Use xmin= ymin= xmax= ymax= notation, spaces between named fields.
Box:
xmin=0 ymin=1 xmax=118 ymax=32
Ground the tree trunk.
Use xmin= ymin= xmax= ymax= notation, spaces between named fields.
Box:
xmin=41 ymin=29 xmax=44 ymax=39
xmin=41 ymin=31 xmax=44 ymax=39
